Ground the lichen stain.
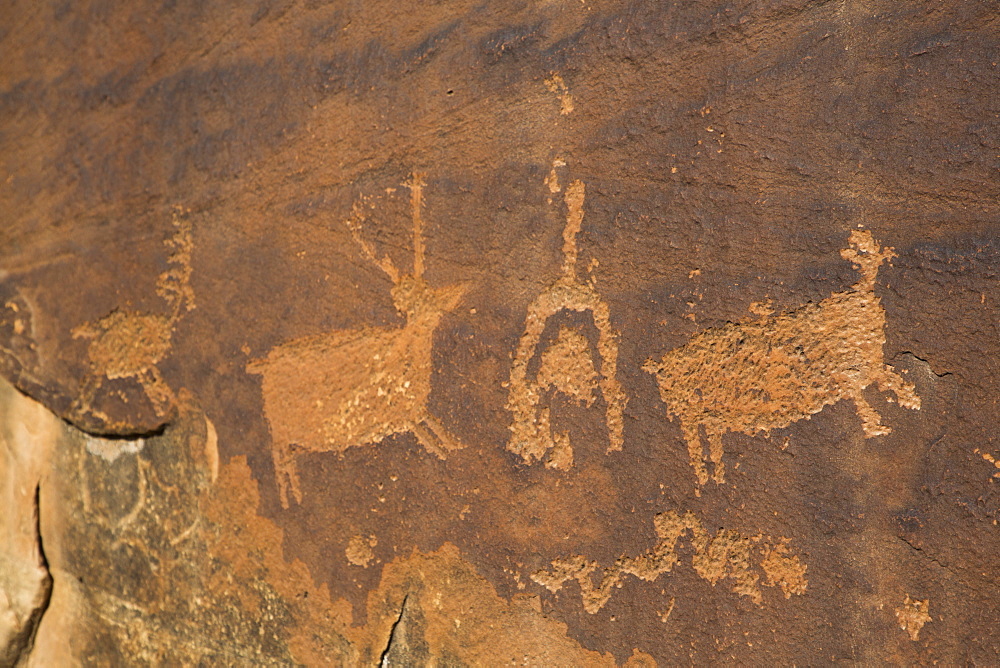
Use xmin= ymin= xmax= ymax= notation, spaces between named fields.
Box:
xmin=247 ymin=174 xmax=467 ymax=508
xmin=643 ymin=230 xmax=920 ymax=491
xmin=71 ymin=207 xmax=195 ymax=428
xmin=531 ymin=511 xmax=807 ymax=613
xmin=507 ymin=178 xmax=627 ymax=470
xmin=895 ymin=595 xmax=931 ymax=641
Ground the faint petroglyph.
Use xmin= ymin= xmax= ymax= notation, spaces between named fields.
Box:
xmin=0 ymin=290 xmax=41 ymax=377
xmin=71 ymin=208 xmax=196 ymax=425
xmin=975 ymin=449 xmax=1000 ymax=479
xmin=544 ymin=74 xmax=574 ymax=115
xmin=506 ymin=179 xmax=627 ymax=471
xmin=760 ymin=539 xmax=808 ymax=598
xmin=896 ymin=595 xmax=931 ymax=641
xmin=346 ymin=535 xmax=378 ymax=568
xmin=657 ymin=598 xmax=675 ymax=623
xmin=544 ymin=158 xmax=566 ymax=194
xmin=643 ymin=230 xmax=921 ymax=492
xmin=531 ymin=511 xmax=807 ymax=613
xmin=248 ymin=174 xmax=468 ymax=508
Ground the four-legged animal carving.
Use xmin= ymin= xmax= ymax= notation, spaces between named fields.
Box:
xmin=248 ymin=174 xmax=467 ymax=508
xmin=71 ymin=207 xmax=195 ymax=428
xmin=643 ymin=230 xmax=920 ymax=491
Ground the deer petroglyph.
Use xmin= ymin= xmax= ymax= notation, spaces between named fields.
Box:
xmin=506 ymin=178 xmax=627 ymax=470
xmin=248 ymin=174 xmax=467 ymax=508
xmin=643 ymin=230 xmax=921 ymax=491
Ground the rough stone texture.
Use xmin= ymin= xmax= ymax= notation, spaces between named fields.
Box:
xmin=1 ymin=0 xmax=999 ymax=664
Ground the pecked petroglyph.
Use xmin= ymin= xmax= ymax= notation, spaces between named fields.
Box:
xmin=346 ymin=534 xmax=378 ymax=568
xmin=531 ymin=510 xmax=807 ymax=614
xmin=537 ymin=326 xmax=600 ymax=407
xmin=544 ymin=74 xmax=574 ymax=115
xmin=896 ymin=595 xmax=931 ymax=641
xmin=506 ymin=178 xmax=627 ymax=470
xmin=71 ymin=207 xmax=195 ymax=425
xmin=761 ymin=539 xmax=808 ymax=598
xmin=248 ymin=174 xmax=467 ymax=508
xmin=643 ymin=230 xmax=920 ymax=491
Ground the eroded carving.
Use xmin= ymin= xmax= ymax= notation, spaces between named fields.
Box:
xmin=896 ymin=595 xmax=931 ymax=641
xmin=71 ymin=207 xmax=195 ymax=427
xmin=531 ymin=510 xmax=807 ymax=614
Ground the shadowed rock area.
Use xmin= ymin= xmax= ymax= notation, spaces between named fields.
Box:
xmin=1 ymin=0 xmax=999 ymax=664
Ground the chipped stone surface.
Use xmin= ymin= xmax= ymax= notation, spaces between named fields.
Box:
xmin=531 ymin=510 xmax=806 ymax=613
xmin=896 ymin=595 xmax=932 ymax=642
xmin=2 ymin=1 xmax=1000 ymax=664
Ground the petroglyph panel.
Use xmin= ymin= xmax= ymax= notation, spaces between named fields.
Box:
xmin=248 ymin=175 xmax=466 ymax=508
xmin=644 ymin=230 xmax=921 ymax=491
xmin=3 ymin=1 xmax=1000 ymax=664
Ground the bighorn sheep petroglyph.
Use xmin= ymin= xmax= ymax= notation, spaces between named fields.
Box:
xmin=643 ymin=230 xmax=920 ymax=491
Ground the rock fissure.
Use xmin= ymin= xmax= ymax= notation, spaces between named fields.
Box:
xmin=379 ymin=593 xmax=410 ymax=667
xmin=4 ymin=485 xmax=53 ymax=668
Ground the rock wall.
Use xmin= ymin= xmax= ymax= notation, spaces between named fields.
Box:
xmin=1 ymin=0 xmax=999 ymax=664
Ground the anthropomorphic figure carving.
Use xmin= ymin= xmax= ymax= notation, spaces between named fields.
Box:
xmin=506 ymin=178 xmax=627 ymax=470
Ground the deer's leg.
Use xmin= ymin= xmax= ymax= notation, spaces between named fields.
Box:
xmin=876 ymin=364 xmax=922 ymax=410
xmin=273 ymin=443 xmax=302 ymax=509
xmin=414 ymin=413 xmax=464 ymax=460
xmin=851 ymin=389 xmax=891 ymax=438
xmin=680 ymin=422 xmax=709 ymax=487
xmin=140 ymin=366 xmax=177 ymax=418
xmin=707 ymin=431 xmax=726 ymax=484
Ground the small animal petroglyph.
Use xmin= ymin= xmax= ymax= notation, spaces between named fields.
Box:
xmin=531 ymin=510 xmax=806 ymax=613
xmin=643 ymin=230 xmax=921 ymax=491
xmin=248 ymin=174 xmax=467 ymax=508
xmin=72 ymin=208 xmax=195 ymax=425
xmin=506 ymin=178 xmax=627 ymax=470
